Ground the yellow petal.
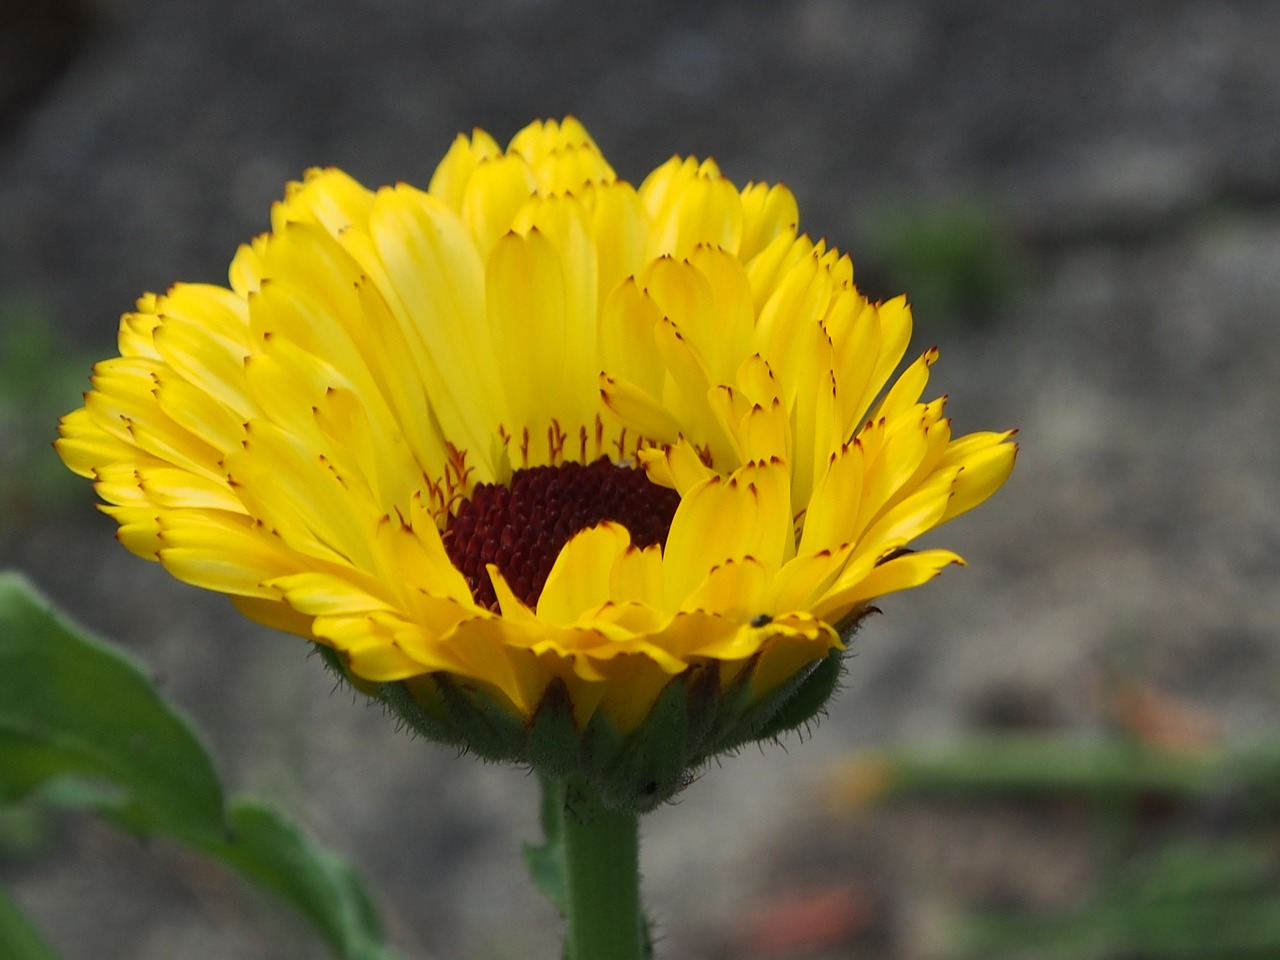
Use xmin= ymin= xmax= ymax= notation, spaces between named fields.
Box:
xmin=608 ymin=542 xmax=665 ymax=609
xmin=856 ymin=468 xmax=958 ymax=557
xmin=512 ymin=195 xmax=599 ymax=413
xmin=680 ymin=556 xmax=769 ymax=617
xmin=790 ymin=330 xmax=841 ymax=507
xmin=941 ymin=436 xmax=1019 ymax=524
xmin=428 ymin=128 xmax=502 ymax=212
xmin=117 ymin=307 xmax=162 ymax=360
xmin=487 ymin=227 xmax=584 ymax=460
xmin=151 ymin=312 xmax=254 ymax=421
xmin=600 ymin=373 xmax=683 ymax=445
xmin=486 ymin=565 xmax=539 ymax=624
xmin=739 ymin=181 xmax=799 ymax=262
xmin=135 ymin=466 xmax=244 ymax=513
xmin=637 ymin=436 xmax=714 ymax=495
xmin=223 ymin=418 xmax=383 ymax=569
xmin=646 ymin=167 xmax=743 ymax=259
xmin=755 ymin=252 xmax=835 ymax=406
xmin=662 ymin=458 xmax=792 ymax=611
xmin=770 ymin=543 xmax=854 ymax=612
xmin=537 ymin=522 xmax=633 ymax=627
xmin=266 ymin=571 xmax=396 ymax=616
xmin=56 ymin=407 xmax=140 ymax=479
xmin=231 ymin=594 xmax=316 ymax=638
xmin=461 ymin=153 xmax=537 ymax=256
xmin=799 ymin=441 xmax=865 ymax=555
xmin=813 ymin=549 xmax=964 ymax=620
xmin=274 ymin=167 xmax=376 ymax=239
xmin=735 ymin=399 xmax=790 ymax=466
xmin=375 ymin=513 xmax=474 ymax=607
xmin=152 ymin=372 xmax=246 ymax=453
xmin=860 ymin=295 xmax=915 ymax=418
xmin=317 ymin=612 xmax=443 ymax=682
xmin=748 ymin=616 xmax=840 ymax=698
xmin=508 ymin=117 xmax=616 ymax=194
xmin=599 ymin=277 xmax=666 ymax=397
xmin=586 ymin=180 xmax=647 ymax=298
xmin=157 ymin=511 xmax=301 ymax=599
xmin=369 ymin=184 xmax=503 ymax=460
xmin=873 ymin=347 xmax=939 ymax=422
xmin=745 ymin=232 xmax=816 ymax=314
xmin=686 ymin=244 xmax=756 ymax=382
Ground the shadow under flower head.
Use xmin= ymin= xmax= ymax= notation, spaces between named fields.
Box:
xmin=57 ymin=118 xmax=1016 ymax=800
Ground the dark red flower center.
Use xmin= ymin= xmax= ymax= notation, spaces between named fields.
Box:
xmin=442 ymin=457 xmax=682 ymax=610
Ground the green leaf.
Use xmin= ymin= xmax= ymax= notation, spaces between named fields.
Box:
xmin=0 ymin=573 xmax=398 ymax=960
xmin=0 ymin=572 xmax=225 ymax=836
xmin=0 ymin=882 xmax=63 ymax=960
xmin=523 ymin=839 xmax=568 ymax=915
xmin=198 ymin=799 xmax=394 ymax=960
xmin=524 ymin=775 xmax=568 ymax=915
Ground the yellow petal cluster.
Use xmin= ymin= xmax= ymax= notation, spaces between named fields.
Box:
xmin=57 ymin=118 xmax=1016 ymax=732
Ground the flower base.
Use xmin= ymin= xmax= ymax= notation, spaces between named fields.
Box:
xmin=319 ymin=637 xmax=851 ymax=813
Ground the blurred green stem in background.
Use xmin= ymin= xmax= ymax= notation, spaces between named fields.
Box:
xmin=838 ymin=735 xmax=1280 ymax=959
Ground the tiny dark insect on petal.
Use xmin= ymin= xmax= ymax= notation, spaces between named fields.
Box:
xmin=751 ymin=613 xmax=773 ymax=627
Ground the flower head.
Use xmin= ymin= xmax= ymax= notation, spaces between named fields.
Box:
xmin=58 ymin=118 xmax=1015 ymax=807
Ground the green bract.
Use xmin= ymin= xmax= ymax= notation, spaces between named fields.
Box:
xmin=322 ymin=614 xmax=861 ymax=813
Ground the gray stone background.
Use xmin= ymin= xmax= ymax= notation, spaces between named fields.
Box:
xmin=1 ymin=1 xmax=1278 ymax=958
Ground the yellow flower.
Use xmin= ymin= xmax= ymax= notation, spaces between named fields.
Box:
xmin=57 ymin=118 xmax=1015 ymax=790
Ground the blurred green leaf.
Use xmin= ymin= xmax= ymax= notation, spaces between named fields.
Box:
xmin=0 ymin=799 xmax=52 ymax=859
xmin=959 ymin=843 xmax=1280 ymax=959
xmin=0 ymin=572 xmax=398 ymax=960
xmin=866 ymin=201 xmax=1023 ymax=326
xmin=0 ymin=571 xmax=226 ymax=833
xmin=201 ymin=799 xmax=393 ymax=960
xmin=0 ymin=883 xmax=63 ymax=960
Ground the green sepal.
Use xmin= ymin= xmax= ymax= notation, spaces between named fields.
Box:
xmin=526 ymin=681 xmax=582 ymax=780
xmin=374 ymin=676 xmax=462 ymax=749
xmin=314 ymin=645 xmax=381 ymax=698
xmin=315 ymin=647 xmax=465 ymax=750
xmin=722 ymin=610 xmax=869 ymax=748
xmin=748 ymin=648 xmax=845 ymax=744
xmin=679 ymin=663 xmax=728 ymax=757
xmin=579 ymin=704 xmax=627 ymax=779
xmin=693 ymin=659 xmax=759 ymax=752
xmin=592 ymin=678 xmax=690 ymax=814
xmin=336 ymin=630 xmax=856 ymax=812
xmin=432 ymin=676 xmax=528 ymax=762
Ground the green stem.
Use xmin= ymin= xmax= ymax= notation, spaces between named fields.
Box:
xmin=558 ymin=778 xmax=644 ymax=960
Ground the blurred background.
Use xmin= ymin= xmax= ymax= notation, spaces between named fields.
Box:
xmin=2 ymin=0 xmax=1279 ymax=957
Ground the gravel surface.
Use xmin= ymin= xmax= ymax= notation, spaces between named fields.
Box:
xmin=2 ymin=2 xmax=1278 ymax=958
